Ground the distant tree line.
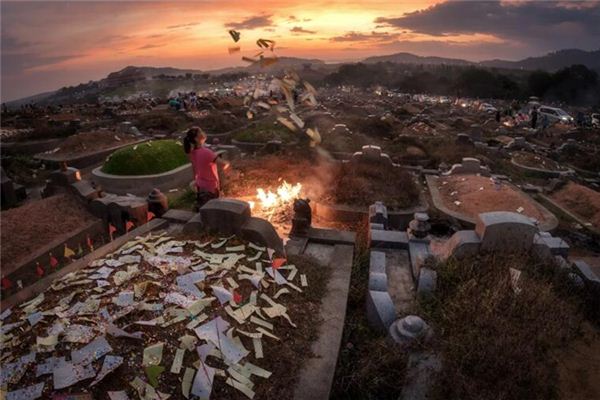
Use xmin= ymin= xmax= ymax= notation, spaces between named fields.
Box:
xmin=322 ymin=62 xmax=600 ymax=107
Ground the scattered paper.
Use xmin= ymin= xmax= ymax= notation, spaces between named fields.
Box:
xmin=142 ymin=342 xmax=164 ymax=367
xmin=91 ymin=355 xmax=123 ymax=386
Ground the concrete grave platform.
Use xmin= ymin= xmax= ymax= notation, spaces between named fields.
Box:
xmin=293 ymin=243 xmax=354 ymax=400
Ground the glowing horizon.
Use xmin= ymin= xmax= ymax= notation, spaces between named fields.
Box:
xmin=2 ymin=1 xmax=599 ymax=101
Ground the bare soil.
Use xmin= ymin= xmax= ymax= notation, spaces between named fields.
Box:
xmin=0 ymin=194 xmax=99 ymax=271
xmin=322 ymin=162 xmax=420 ymax=209
xmin=53 ymin=131 xmax=137 ymax=156
xmin=512 ymin=150 xmax=568 ymax=171
xmin=556 ymin=324 xmax=600 ymax=400
xmin=550 ymin=182 xmax=600 ymax=228
xmin=437 ymin=174 xmax=549 ymax=223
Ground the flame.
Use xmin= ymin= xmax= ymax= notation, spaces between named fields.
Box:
xmin=255 ymin=181 xmax=302 ymax=211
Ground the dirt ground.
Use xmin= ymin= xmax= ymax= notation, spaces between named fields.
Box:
xmin=0 ymin=194 xmax=99 ymax=271
xmin=556 ymin=324 xmax=600 ymax=400
xmin=550 ymin=182 xmax=600 ymax=228
xmin=437 ymin=174 xmax=549 ymax=223
xmin=53 ymin=131 xmax=137 ymax=156
xmin=512 ymin=150 xmax=568 ymax=171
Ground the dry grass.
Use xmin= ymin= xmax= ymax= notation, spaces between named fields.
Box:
xmin=324 ymin=162 xmax=420 ymax=209
xmin=331 ymin=219 xmax=408 ymax=399
xmin=420 ymin=253 xmax=585 ymax=400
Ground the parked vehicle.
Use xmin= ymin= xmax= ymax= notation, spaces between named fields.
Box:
xmin=537 ymin=106 xmax=574 ymax=124
xmin=592 ymin=113 xmax=600 ymax=128
xmin=479 ymin=103 xmax=497 ymax=113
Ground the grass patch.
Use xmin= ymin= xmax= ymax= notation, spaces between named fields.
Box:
xmin=168 ymin=187 xmax=196 ymax=210
xmin=102 ymin=139 xmax=188 ymax=175
xmin=420 ymin=253 xmax=585 ymax=400
xmin=233 ymin=121 xmax=297 ymax=143
xmin=331 ymin=219 xmax=408 ymax=399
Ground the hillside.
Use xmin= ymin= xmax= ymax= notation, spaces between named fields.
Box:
xmin=481 ymin=49 xmax=600 ymax=71
xmin=363 ymin=52 xmax=473 ymax=66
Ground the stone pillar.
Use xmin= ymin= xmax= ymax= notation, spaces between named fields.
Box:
xmin=389 ymin=315 xmax=432 ymax=345
xmin=369 ymin=201 xmax=388 ymax=229
xmin=408 ymin=212 xmax=431 ymax=239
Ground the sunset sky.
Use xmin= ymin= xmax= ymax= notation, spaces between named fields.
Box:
xmin=2 ymin=1 xmax=599 ymax=101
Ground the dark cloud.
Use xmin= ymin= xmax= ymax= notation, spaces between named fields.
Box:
xmin=1 ymin=34 xmax=39 ymax=53
xmin=166 ymin=22 xmax=199 ymax=30
xmin=290 ymin=26 xmax=316 ymax=35
xmin=330 ymin=31 xmax=399 ymax=43
xmin=288 ymin=15 xmax=298 ymax=21
xmin=138 ymin=43 xmax=165 ymax=50
xmin=1 ymin=53 xmax=84 ymax=76
xmin=226 ymin=14 xmax=274 ymax=30
xmin=375 ymin=1 xmax=600 ymax=49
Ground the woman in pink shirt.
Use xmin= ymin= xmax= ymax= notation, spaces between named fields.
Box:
xmin=183 ymin=126 xmax=229 ymax=210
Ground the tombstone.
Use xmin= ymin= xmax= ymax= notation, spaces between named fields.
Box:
xmin=455 ymin=133 xmax=473 ymax=146
xmin=408 ymin=213 xmax=431 ymax=239
xmin=351 ymin=145 xmax=393 ymax=167
xmin=198 ymin=198 xmax=251 ymax=236
xmin=290 ymin=198 xmax=311 ymax=237
xmin=264 ymin=140 xmax=282 ymax=154
xmin=475 ymin=211 xmax=538 ymax=253
xmin=147 ymin=189 xmax=169 ymax=217
xmin=445 ymin=157 xmax=490 ymax=176
xmin=240 ymin=216 xmax=285 ymax=257
xmin=369 ymin=201 xmax=388 ymax=228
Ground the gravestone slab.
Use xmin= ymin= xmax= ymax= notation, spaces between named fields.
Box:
xmin=370 ymin=230 xmax=409 ymax=249
xmin=417 ymin=268 xmax=437 ymax=296
xmin=369 ymin=251 xmax=386 ymax=274
xmin=366 ymin=290 xmax=396 ymax=332
xmin=441 ymin=230 xmax=481 ymax=259
xmin=368 ymin=272 xmax=388 ymax=292
xmin=241 ymin=217 xmax=285 ymax=257
xmin=476 ymin=211 xmax=537 ymax=253
xmin=198 ymin=198 xmax=251 ymax=236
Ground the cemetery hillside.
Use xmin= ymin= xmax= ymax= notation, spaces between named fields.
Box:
xmin=1 ymin=1 xmax=599 ymax=399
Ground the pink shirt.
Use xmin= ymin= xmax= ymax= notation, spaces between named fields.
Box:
xmin=189 ymin=146 xmax=219 ymax=193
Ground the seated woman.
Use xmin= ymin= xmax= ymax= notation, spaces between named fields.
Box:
xmin=183 ymin=126 xmax=229 ymax=210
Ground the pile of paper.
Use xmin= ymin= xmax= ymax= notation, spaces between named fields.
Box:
xmin=0 ymin=231 xmax=311 ymax=399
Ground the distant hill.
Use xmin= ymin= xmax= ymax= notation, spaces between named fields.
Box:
xmin=6 ymin=49 xmax=599 ymax=107
xmin=363 ymin=49 xmax=600 ymax=72
xmin=480 ymin=49 xmax=600 ymax=71
xmin=363 ymin=52 xmax=473 ymax=66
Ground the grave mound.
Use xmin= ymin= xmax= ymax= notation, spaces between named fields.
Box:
xmin=1 ymin=231 xmax=328 ymax=399
xmin=101 ymin=139 xmax=188 ymax=176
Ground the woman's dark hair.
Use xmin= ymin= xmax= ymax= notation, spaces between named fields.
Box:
xmin=183 ymin=126 xmax=204 ymax=154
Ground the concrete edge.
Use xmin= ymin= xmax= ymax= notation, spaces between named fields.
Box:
xmin=426 ymin=174 xmax=559 ymax=232
xmin=293 ymin=244 xmax=354 ymax=400
xmin=2 ymin=219 xmax=104 ymax=277
xmin=0 ymin=218 xmax=168 ymax=311
xmin=510 ymin=157 xmax=573 ymax=178
xmin=537 ymin=194 xmax=600 ymax=235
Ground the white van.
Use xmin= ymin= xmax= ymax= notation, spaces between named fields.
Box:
xmin=537 ymin=106 xmax=574 ymax=124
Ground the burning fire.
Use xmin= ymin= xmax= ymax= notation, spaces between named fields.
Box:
xmin=249 ymin=181 xmax=302 ymax=214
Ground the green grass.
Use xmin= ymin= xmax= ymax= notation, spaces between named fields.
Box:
xmin=101 ymin=139 xmax=189 ymax=175
xmin=233 ymin=121 xmax=297 ymax=143
xmin=168 ymin=187 xmax=196 ymax=210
